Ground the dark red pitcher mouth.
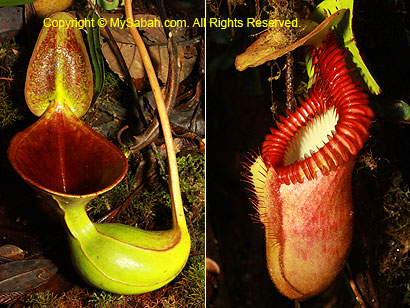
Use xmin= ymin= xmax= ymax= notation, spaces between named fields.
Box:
xmin=8 ymin=101 xmax=127 ymax=197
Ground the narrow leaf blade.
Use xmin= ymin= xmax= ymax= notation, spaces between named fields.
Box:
xmin=0 ymin=0 xmax=36 ymax=6
xmin=311 ymin=0 xmax=381 ymax=95
xmin=86 ymin=11 xmax=105 ymax=104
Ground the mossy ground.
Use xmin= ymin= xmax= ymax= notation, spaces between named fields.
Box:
xmin=24 ymin=254 xmax=205 ymax=308
xmin=0 ymin=41 xmax=24 ymax=130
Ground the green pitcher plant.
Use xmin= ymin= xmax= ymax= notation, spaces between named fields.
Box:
xmin=7 ymin=12 xmax=190 ymax=295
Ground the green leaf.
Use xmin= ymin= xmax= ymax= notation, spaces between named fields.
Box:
xmin=305 ymin=50 xmax=315 ymax=88
xmin=311 ymin=0 xmax=381 ymax=95
xmin=0 ymin=0 xmax=35 ymax=6
xmin=86 ymin=10 xmax=105 ymax=105
xmin=97 ymin=0 xmax=119 ymax=10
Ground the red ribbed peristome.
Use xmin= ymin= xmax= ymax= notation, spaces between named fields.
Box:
xmin=261 ymin=33 xmax=374 ymax=185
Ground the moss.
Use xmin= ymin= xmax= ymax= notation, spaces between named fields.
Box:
xmin=0 ymin=40 xmax=19 ymax=66
xmin=177 ymin=154 xmax=205 ymax=207
xmin=119 ymin=184 xmax=171 ymax=229
xmin=98 ymin=72 xmax=122 ymax=106
xmin=24 ymin=291 xmax=60 ymax=308
xmin=88 ymin=291 xmax=126 ymax=308
xmin=161 ymin=154 xmax=205 ymax=253
xmin=179 ymin=154 xmax=205 ymax=252
xmin=0 ymin=82 xmax=23 ymax=129
xmin=24 ymin=289 xmax=128 ymax=308
xmin=175 ymin=257 xmax=206 ymax=308
xmin=159 ymin=153 xmax=205 ymax=211
xmin=0 ymin=40 xmax=24 ymax=130
xmin=87 ymin=174 xmax=137 ymax=219
xmin=379 ymin=170 xmax=410 ymax=297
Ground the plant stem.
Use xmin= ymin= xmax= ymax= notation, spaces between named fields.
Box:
xmin=286 ymin=51 xmax=294 ymax=112
xmin=124 ymin=0 xmax=186 ymax=229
